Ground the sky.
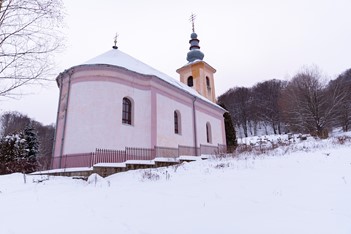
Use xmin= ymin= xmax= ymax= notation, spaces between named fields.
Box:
xmin=1 ymin=0 xmax=351 ymax=125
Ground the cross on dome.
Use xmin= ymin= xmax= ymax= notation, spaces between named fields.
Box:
xmin=189 ymin=13 xmax=196 ymax=33
xmin=112 ymin=33 xmax=119 ymax=49
xmin=186 ymin=13 xmax=204 ymax=63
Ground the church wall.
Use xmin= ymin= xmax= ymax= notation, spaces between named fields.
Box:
xmin=156 ymin=93 xmax=195 ymax=148
xmin=154 ymin=80 xmax=226 ymax=148
xmin=53 ymin=75 xmax=70 ymax=157
xmin=54 ymin=64 xmax=226 ymax=160
xmin=195 ymin=107 xmax=225 ymax=146
xmin=63 ymin=79 xmax=151 ymax=154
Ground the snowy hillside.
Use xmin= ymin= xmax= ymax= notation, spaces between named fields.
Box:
xmin=1 ymin=136 xmax=351 ymax=234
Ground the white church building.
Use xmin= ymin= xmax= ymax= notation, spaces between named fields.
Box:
xmin=52 ymin=28 xmax=227 ymax=169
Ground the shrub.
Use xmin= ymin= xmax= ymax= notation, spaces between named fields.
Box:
xmin=141 ymin=170 xmax=160 ymax=181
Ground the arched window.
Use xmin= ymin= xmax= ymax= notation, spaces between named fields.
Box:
xmin=206 ymin=122 xmax=212 ymax=143
xmin=187 ymin=76 xmax=194 ymax=87
xmin=206 ymin=76 xmax=211 ymax=89
xmin=122 ymin=97 xmax=132 ymax=125
xmin=174 ymin=110 xmax=181 ymax=134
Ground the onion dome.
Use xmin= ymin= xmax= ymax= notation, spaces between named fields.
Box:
xmin=186 ymin=32 xmax=204 ymax=62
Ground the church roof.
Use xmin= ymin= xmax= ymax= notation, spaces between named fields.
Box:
xmin=83 ymin=49 xmax=224 ymax=110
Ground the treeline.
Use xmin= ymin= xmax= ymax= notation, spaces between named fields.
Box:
xmin=218 ymin=67 xmax=351 ymax=138
xmin=0 ymin=112 xmax=55 ymax=174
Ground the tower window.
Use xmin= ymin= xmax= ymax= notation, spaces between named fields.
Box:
xmin=174 ymin=110 xmax=181 ymax=134
xmin=206 ymin=76 xmax=211 ymax=89
xmin=122 ymin=97 xmax=132 ymax=125
xmin=206 ymin=122 xmax=212 ymax=143
xmin=187 ymin=76 xmax=194 ymax=87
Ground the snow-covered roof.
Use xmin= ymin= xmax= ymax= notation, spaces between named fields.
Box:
xmin=83 ymin=49 xmax=223 ymax=110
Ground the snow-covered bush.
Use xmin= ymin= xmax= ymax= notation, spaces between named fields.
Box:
xmin=0 ymin=125 xmax=40 ymax=174
xmin=333 ymin=136 xmax=351 ymax=145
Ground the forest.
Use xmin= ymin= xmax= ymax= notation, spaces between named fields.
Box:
xmin=218 ymin=67 xmax=351 ymax=139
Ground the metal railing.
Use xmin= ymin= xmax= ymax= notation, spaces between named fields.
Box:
xmin=126 ymin=147 xmax=155 ymax=161
xmin=94 ymin=148 xmax=126 ymax=164
xmin=51 ymin=144 xmax=228 ymax=169
xmin=51 ymin=153 xmax=94 ymax=169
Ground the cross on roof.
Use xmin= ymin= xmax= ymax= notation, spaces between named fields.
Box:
xmin=189 ymin=13 xmax=196 ymax=33
xmin=112 ymin=33 xmax=119 ymax=49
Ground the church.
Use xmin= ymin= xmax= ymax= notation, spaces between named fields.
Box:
xmin=52 ymin=24 xmax=227 ymax=169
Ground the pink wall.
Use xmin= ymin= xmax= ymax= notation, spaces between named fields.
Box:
xmin=53 ymin=74 xmax=70 ymax=158
xmin=63 ymin=79 xmax=152 ymax=154
xmin=54 ymin=65 xmax=226 ymax=157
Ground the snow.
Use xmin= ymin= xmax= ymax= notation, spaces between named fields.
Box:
xmin=154 ymin=157 xmax=179 ymax=163
xmin=125 ymin=160 xmax=155 ymax=165
xmin=93 ymin=162 xmax=126 ymax=168
xmin=31 ymin=167 xmax=92 ymax=174
xmin=83 ymin=49 xmax=224 ymax=110
xmin=178 ymin=155 xmax=202 ymax=161
xmin=200 ymin=154 xmax=210 ymax=159
xmin=1 ymin=135 xmax=351 ymax=234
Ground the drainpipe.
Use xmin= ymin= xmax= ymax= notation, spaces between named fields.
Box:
xmin=58 ymin=69 xmax=73 ymax=168
xmin=192 ymin=97 xmax=198 ymax=156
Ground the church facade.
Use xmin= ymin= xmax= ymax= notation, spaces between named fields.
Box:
xmin=52 ymin=29 xmax=226 ymax=168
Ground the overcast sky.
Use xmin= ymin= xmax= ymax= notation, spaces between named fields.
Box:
xmin=1 ymin=0 xmax=350 ymax=125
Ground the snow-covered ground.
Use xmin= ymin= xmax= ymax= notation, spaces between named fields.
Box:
xmin=1 ymin=135 xmax=351 ymax=234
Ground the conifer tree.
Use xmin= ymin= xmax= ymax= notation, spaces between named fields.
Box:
xmin=21 ymin=125 xmax=40 ymax=172
xmin=218 ymin=103 xmax=237 ymax=151
xmin=0 ymin=125 xmax=40 ymax=174
xmin=0 ymin=133 xmax=26 ymax=174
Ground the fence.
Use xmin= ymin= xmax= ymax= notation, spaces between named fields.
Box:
xmin=126 ymin=147 xmax=155 ymax=161
xmin=95 ymin=149 xmax=126 ymax=164
xmin=51 ymin=153 xmax=94 ymax=169
xmin=51 ymin=144 xmax=228 ymax=169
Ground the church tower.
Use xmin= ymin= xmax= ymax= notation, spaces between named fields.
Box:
xmin=176 ymin=14 xmax=217 ymax=103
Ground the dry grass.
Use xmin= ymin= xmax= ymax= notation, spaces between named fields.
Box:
xmin=141 ymin=170 xmax=160 ymax=181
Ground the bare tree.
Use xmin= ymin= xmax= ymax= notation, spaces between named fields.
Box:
xmin=0 ymin=111 xmax=31 ymax=136
xmin=0 ymin=0 xmax=64 ymax=97
xmin=31 ymin=121 xmax=55 ymax=169
xmin=328 ymin=68 xmax=351 ymax=132
xmin=218 ymin=87 xmax=253 ymax=137
xmin=281 ymin=67 xmax=346 ymax=138
xmin=252 ymin=79 xmax=286 ymax=134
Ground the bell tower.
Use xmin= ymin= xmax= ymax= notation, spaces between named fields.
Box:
xmin=176 ymin=14 xmax=217 ymax=103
